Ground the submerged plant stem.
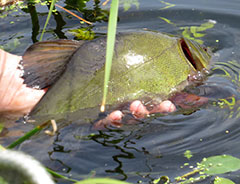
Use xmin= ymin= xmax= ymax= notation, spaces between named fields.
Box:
xmin=176 ymin=168 xmax=202 ymax=182
xmin=39 ymin=0 xmax=56 ymax=41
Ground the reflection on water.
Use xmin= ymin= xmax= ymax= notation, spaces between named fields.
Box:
xmin=1 ymin=0 xmax=240 ymax=183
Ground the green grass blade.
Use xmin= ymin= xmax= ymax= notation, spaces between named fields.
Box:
xmin=46 ymin=168 xmax=78 ymax=182
xmin=6 ymin=126 xmax=43 ymax=149
xmin=101 ymin=0 xmax=119 ymax=112
xmin=39 ymin=0 xmax=56 ymax=41
xmin=6 ymin=121 xmax=51 ymax=149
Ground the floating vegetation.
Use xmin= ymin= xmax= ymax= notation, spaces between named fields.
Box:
xmin=0 ymin=38 xmax=20 ymax=52
xmin=0 ymin=1 xmax=27 ymax=18
xmin=184 ymin=150 xmax=193 ymax=160
xmin=159 ymin=16 xmax=215 ymax=45
xmin=213 ymin=60 xmax=240 ymax=84
xmin=68 ymin=27 xmax=95 ymax=40
xmin=159 ymin=16 xmax=175 ymax=25
xmin=159 ymin=0 xmax=175 ymax=10
xmin=210 ymin=60 xmax=240 ymax=118
xmin=200 ymin=155 xmax=240 ymax=175
xmin=214 ymin=177 xmax=235 ymax=184
xmin=152 ymin=154 xmax=240 ymax=184
xmin=120 ymin=0 xmax=139 ymax=12
xmin=181 ymin=20 xmax=216 ymax=44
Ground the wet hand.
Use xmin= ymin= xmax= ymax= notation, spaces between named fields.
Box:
xmin=0 ymin=49 xmax=46 ymax=117
xmin=94 ymin=100 xmax=176 ymax=129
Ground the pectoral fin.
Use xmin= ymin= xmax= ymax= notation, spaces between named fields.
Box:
xmin=19 ymin=39 xmax=84 ymax=89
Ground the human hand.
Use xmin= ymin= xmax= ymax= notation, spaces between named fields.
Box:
xmin=0 ymin=49 xmax=46 ymax=117
xmin=94 ymin=100 xmax=176 ymax=129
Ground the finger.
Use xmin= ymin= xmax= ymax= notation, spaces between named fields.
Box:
xmin=108 ymin=110 xmax=124 ymax=122
xmin=129 ymin=100 xmax=149 ymax=118
xmin=149 ymin=100 xmax=176 ymax=114
xmin=94 ymin=110 xmax=124 ymax=129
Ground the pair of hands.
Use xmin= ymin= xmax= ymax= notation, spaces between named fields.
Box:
xmin=0 ymin=49 xmax=177 ymax=127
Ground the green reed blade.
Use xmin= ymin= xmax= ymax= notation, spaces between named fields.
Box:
xmin=6 ymin=122 xmax=50 ymax=149
xmin=6 ymin=126 xmax=42 ymax=149
xmin=39 ymin=0 xmax=56 ymax=41
xmin=101 ymin=0 xmax=119 ymax=112
xmin=46 ymin=168 xmax=78 ymax=182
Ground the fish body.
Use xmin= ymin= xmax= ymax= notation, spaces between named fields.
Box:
xmin=21 ymin=31 xmax=211 ymax=122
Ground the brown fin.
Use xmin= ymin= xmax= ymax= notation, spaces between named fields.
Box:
xmin=20 ymin=39 xmax=84 ymax=89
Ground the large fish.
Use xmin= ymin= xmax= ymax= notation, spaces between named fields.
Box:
xmin=20 ymin=31 xmax=211 ymax=123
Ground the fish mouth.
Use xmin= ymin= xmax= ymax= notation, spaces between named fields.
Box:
xmin=179 ymin=38 xmax=210 ymax=71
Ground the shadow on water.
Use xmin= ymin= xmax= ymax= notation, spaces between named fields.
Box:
xmin=1 ymin=0 xmax=240 ymax=183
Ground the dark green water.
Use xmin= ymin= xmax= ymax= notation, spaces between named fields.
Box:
xmin=1 ymin=0 xmax=240 ymax=183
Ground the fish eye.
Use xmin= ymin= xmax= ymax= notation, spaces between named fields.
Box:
xmin=201 ymin=45 xmax=208 ymax=52
xmin=180 ymin=39 xmax=197 ymax=70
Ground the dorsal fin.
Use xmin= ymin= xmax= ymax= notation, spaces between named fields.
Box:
xmin=19 ymin=39 xmax=84 ymax=89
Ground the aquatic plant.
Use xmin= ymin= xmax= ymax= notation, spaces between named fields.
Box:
xmin=153 ymin=154 xmax=240 ymax=184
xmin=101 ymin=0 xmax=119 ymax=111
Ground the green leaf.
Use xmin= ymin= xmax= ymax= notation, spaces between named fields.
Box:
xmin=184 ymin=150 xmax=193 ymax=160
xmin=69 ymin=28 xmax=95 ymax=40
xmin=74 ymin=178 xmax=132 ymax=184
xmin=101 ymin=0 xmax=119 ymax=111
xmin=214 ymin=177 xmax=235 ymax=184
xmin=120 ymin=0 xmax=139 ymax=12
xmin=200 ymin=155 xmax=240 ymax=175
